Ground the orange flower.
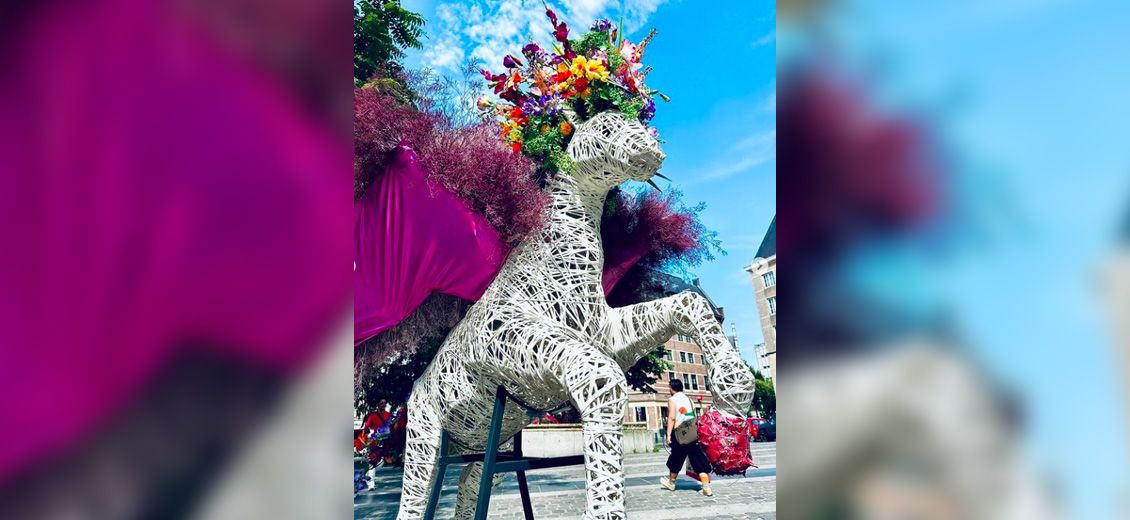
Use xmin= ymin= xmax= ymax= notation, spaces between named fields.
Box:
xmin=560 ymin=121 xmax=573 ymax=135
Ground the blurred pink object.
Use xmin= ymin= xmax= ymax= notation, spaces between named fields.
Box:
xmin=353 ymin=146 xmax=646 ymax=345
xmin=0 ymin=0 xmax=349 ymax=486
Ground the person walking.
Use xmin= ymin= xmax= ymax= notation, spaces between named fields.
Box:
xmin=660 ymin=379 xmax=713 ymax=496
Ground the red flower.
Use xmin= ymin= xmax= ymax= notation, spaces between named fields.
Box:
xmin=574 ymin=77 xmax=588 ymax=92
xmin=511 ymin=141 xmax=522 ymax=153
xmin=544 ymin=7 xmax=575 ymax=59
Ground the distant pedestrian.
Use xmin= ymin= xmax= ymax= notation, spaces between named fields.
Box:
xmin=660 ymin=379 xmax=713 ymax=496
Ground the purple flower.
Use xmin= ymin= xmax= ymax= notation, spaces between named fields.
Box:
xmin=520 ymin=99 xmax=541 ymax=116
xmin=540 ymin=95 xmax=561 ymax=116
xmin=521 ymin=43 xmax=546 ymax=62
xmin=591 ymin=18 xmax=613 ymax=32
xmin=639 ymin=97 xmax=656 ymax=123
xmin=502 ymin=54 xmax=523 ymax=69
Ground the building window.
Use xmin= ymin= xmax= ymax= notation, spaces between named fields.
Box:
xmin=679 ymin=351 xmax=687 ymax=363
xmin=634 ymin=406 xmax=647 ymax=422
xmin=689 ymin=353 xmax=696 ymax=364
xmin=762 ymin=271 xmax=776 ymax=288
xmin=667 ymin=371 xmax=676 ymax=382
xmin=690 ymin=374 xmax=699 ymax=390
xmin=768 ymin=296 xmax=776 ymax=315
xmin=660 ymin=406 xmax=668 ymax=420
xmin=665 ymin=350 xmax=673 ymax=361
xmin=704 ymin=377 xmax=710 ymax=391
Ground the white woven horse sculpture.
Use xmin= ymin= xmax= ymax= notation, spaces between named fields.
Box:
xmin=398 ymin=111 xmax=756 ymax=520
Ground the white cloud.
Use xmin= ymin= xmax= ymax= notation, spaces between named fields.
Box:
xmin=751 ymin=30 xmax=775 ymax=49
xmin=695 ymin=129 xmax=776 ymax=181
xmin=423 ymin=0 xmax=671 ymax=72
xmin=422 ymin=36 xmax=466 ymax=69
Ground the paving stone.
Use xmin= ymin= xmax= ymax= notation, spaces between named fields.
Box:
xmin=355 ymin=443 xmax=775 ymax=519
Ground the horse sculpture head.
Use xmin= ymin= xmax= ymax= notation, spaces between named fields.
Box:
xmin=566 ymin=110 xmax=665 ymax=190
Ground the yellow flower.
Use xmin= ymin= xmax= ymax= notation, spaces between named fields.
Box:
xmin=569 ymin=56 xmax=609 ymax=82
xmin=540 ymin=124 xmax=550 ymax=134
xmin=586 ymin=61 xmax=609 ymax=81
xmin=568 ymin=56 xmax=589 ymax=78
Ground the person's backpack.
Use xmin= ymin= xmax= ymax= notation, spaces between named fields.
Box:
xmin=696 ymin=409 xmax=755 ymax=475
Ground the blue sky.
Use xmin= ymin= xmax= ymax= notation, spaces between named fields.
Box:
xmin=814 ymin=1 xmax=1130 ymax=517
xmin=400 ymin=0 xmax=778 ymax=363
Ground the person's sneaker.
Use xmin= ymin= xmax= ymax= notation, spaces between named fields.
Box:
xmin=659 ymin=476 xmax=676 ymax=491
xmin=700 ymin=484 xmax=713 ymax=497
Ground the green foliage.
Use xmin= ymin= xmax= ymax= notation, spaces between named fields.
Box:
xmin=571 ymin=27 xmax=625 ymax=72
xmin=360 ymin=76 xmax=415 ymax=105
xmin=626 ymin=346 xmax=672 ymax=394
xmin=354 ymin=0 xmax=425 ymax=85
xmin=753 ymin=379 xmax=776 ymax=418
xmin=744 ymin=361 xmax=775 ymax=417
xmin=521 ymin=117 xmax=566 ymax=158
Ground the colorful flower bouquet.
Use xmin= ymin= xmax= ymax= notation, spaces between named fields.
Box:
xmin=478 ymin=7 xmax=667 ymax=177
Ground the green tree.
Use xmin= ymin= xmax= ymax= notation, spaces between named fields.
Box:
xmin=354 ymin=0 xmax=425 ymax=84
xmin=753 ymin=379 xmax=776 ymax=418
xmin=745 ymin=362 xmax=776 ymax=418
xmin=626 ymin=346 xmax=673 ymax=394
xmin=356 ymin=336 xmax=443 ymax=416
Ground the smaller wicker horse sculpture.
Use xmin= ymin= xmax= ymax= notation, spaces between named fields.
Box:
xmin=398 ymin=111 xmax=756 ymax=520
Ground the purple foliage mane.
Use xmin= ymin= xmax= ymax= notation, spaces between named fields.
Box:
xmin=354 ymin=83 xmax=547 ymax=245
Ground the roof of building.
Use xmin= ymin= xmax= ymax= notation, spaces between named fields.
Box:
xmin=755 ymin=215 xmax=776 ymax=259
xmin=642 ymin=271 xmax=724 ymax=322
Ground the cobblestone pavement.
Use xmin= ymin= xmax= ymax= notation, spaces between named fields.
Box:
xmin=355 ymin=442 xmax=775 ymax=519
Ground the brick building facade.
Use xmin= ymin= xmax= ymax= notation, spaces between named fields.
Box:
xmin=620 ymin=272 xmax=723 ymax=443
xmin=624 ymin=334 xmax=715 ymax=443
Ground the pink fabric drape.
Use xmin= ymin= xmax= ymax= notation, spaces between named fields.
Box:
xmin=354 ymin=146 xmax=510 ymax=344
xmin=353 ymin=147 xmax=649 ymax=345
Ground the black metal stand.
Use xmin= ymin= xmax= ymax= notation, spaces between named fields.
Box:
xmin=423 ymin=386 xmax=585 ymax=520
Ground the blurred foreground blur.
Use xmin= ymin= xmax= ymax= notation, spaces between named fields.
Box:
xmin=778 ymin=0 xmax=1130 ymax=518
xmin=0 ymin=0 xmax=352 ymax=518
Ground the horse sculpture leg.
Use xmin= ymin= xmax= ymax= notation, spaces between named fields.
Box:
xmin=397 ymin=386 xmax=444 ymax=520
xmin=452 ymin=461 xmax=506 ymax=520
xmin=605 ymin=291 xmax=756 ymax=414
xmin=549 ymin=342 xmax=629 ymax=520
